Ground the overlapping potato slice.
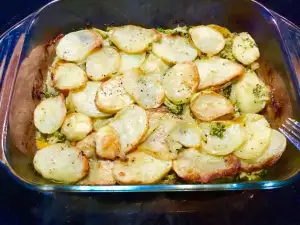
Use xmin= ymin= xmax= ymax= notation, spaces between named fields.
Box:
xmin=76 ymin=133 xmax=96 ymax=158
xmin=86 ymin=47 xmax=120 ymax=81
xmin=119 ymin=52 xmax=146 ymax=74
xmin=61 ymin=113 xmax=93 ymax=141
xmin=240 ymin=129 xmax=286 ymax=172
xmin=232 ymin=32 xmax=260 ymax=65
xmin=95 ymin=76 xmax=133 ymax=113
xmin=194 ymin=57 xmax=245 ymax=90
xmin=33 ymin=143 xmax=89 ymax=183
xmin=141 ymin=111 xmax=165 ymax=142
xmin=152 ymin=35 xmax=198 ymax=63
xmin=113 ymin=151 xmax=172 ymax=184
xmin=199 ymin=121 xmax=246 ymax=155
xmin=230 ymin=70 xmax=269 ymax=113
xmin=173 ymin=148 xmax=240 ymax=183
xmin=123 ymin=69 xmax=165 ymax=109
xmin=110 ymin=105 xmax=148 ymax=155
xmin=163 ymin=62 xmax=199 ymax=104
xmin=190 ymin=91 xmax=234 ymax=121
xmin=56 ymin=30 xmax=102 ymax=62
xmin=52 ymin=62 xmax=87 ymax=91
xmin=140 ymin=53 xmax=170 ymax=74
xmin=34 ymin=95 xmax=67 ymax=134
xmin=92 ymin=117 xmax=114 ymax=131
xmin=234 ymin=114 xmax=272 ymax=160
xmin=71 ymin=81 xmax=111 ymax=118
xmin=139 ymin=114 xmax=181 ymax=160
xmin=80 ymin=160 xmax=116 ymax=185
xmin=95 ymin=126 xmax=121 ymax=160
xmin=189 ymin=26 xmax=225 ymax=55
xmin=110 ymin=25 xmax=160 ymax=53
xmin=207 ymin=24 xmax=232 ymax=38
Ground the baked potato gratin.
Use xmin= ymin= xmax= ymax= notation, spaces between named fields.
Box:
xmin=33 ymin=24 xmax=287 ymax=185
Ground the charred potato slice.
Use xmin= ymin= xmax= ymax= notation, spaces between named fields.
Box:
xmin=33 ymin=143 xmax=89 ymax=183
xmin=113 ymin=151 xmax=172 ymax=184
xmin=173 ymin=148 xmax=240 ymax=183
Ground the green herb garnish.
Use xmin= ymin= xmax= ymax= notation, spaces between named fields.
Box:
xmin=210 ymin=123 xmax=226 ymax=138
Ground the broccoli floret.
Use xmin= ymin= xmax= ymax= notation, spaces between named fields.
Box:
xmin=46 ymin=131 xmax=66 ymax=144
xmin=164 ymin=98 xmax=184 ymax=114
xmin=219 ymin=37 xmax=235 ymax=61
xmin=237 ymin=170 xmax=267 ymax=181
xmin=156 ymin=25 xmax=190 ymax=38
xmin=210 ymin=122 xmax=226 ymax=138
xmin=161 ymin=173 xmax=179 ymax=184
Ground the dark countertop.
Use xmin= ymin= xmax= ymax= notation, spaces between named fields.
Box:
xmin=0 ymin=1 xmax=300 ymax=225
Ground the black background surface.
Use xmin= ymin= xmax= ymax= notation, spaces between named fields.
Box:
xmin=0 ymin=1 xmax=300 ymax=225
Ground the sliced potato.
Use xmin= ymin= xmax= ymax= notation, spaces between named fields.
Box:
xmin=234 ymin=114 xmax=272 ymax=160
xmin=140 ymin=53 xmax=169 ymax=74
xmin=199 ymin=121 xmax=246 ymax=155
xmin=170 ymin=121 xmax=202 ymax=148
xmin=61 ymin=113 xmax=93 ymax=141
xmin=95 ymin=126 xmax=121 ymax=160
xmin=33 ymin=143 xmax=89 ymax=183
xmin=56 ymin=30 xmax=102 ymax=62
xmin=86 ymin=47 xmax=120 ymax=81
xmin=240 ymin=129 xmax=286 ymax=172
xmin=138 ymin=114 xmax=181 ymax=160
xmin=232 ymin=32 xmax=260 ymax=65
xmin=113 ymin=151 xmax=172 ymax=184
xmin=230 ymin=70 xmax=269 ymax=113
xmin=141 ymin=111 xmax=165 ymax=142
xmin=110 ymin=25 xmax=160 ymax=53
xmin=80 ymin=160 xmax=116 ymax=185
xmin=207 ymin=24 xmax=232 ymax=38
xmin=66 ymin=94 xmax=76 ymax=113
xmin=195 ymin=57 xmax=245 ymax=90
xmin=173 ymin=148 xmax=240 ymax=183
xmin=190 ymin=91 xmax=234 ymax=121
xmin=92 ymin=117 xmax=114 ymax=131
xmin=34 ymin=95 xmax=67 ymax=134
xmin=163 ymin=62 xmax=199 ymax=104
xmin=119 ymin=52 xmax=146 ymax=74
xmin=76 ymin=133 xmax=96 ymax=158
xmin=123 ymin=69 xmax=165 ymax=109
xmin=71 ymin=81 xmax=112 ymax=118
xmin=52 ymin=62 xmax=87 ymax=91
xmin=152 ymin=35 xmax=198 ymax=63
xmin=95 ymin=76 xmax=133 ymax=113
xmin=189 ymin=26 xmax=225 ymax=55
xmin=110 ymin=105 xmax=148 ymax=155
xmin=181 ymin=105 xmax=198 ymax=124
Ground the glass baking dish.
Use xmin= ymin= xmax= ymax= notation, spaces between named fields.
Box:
xmin=0 ymin=0 xmax=299 ymax=192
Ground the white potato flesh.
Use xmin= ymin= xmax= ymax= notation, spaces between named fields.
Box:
xmin=95 ymin=76 xmax=133 ymax=113
xmin=86 ymin=47 xmax=120 ymax=81
xmin=199 ymin=121 xmax=246 ymax=155
xmin=113 ymin=151 xmax=172 ymax=184
xmin=190 ymin=91 xmax=234 ymax=121
xmin=195 ymin=57 xmax=245 ymax=90
xmin=110 ymin=25 xmax=161 ymax=53
xmin=123 ymin=69 xmax=165 ymax=109
xmin=140 ymin=53 xmax=169 ymax=74
xmin=71 ymin=82 xmax=111 ymax=118
xmin=95 ymin=126 xmax=121 ymax=160
xmin=232 ymin=32 xmax=260 ymax=65
xmin=240 ymin=129 xmax=286 ymax=172
xmin=230 ymin=70 xmax=269 ymax=113
xmin=138 ymin=114 xmax=181 ymax=160
xmin=52 ymin=62 xmax=87 ymax=91
xmin=61 ymin=113 xmax=93 ymax=141
xmin=119 ymin=52 xmax=146 ymax=74
xmin=141 ymin=111 xmax=165 ymax=142
xmin=170 ymin=121 xmax=202 ymax=148
xmin=92 ymin=117 xmax=114 ymax=131
xmin=80 ymin=160 xmax=116 ymax=185
xmin=152 ymin=35 xmax=198 ymax=63
xmin=34 ymin=95 xmax=67 ymax=134
xmin=189 ymin=26 xmax=225 ymax=55
xmin=163 ymin=62 xmax=199 ymax=104
xmin=234 ymin=114 xmax=272 ymax=160
xmin=76 ymin=133 xmax=96 ymax=158
xmin=173 ymin=148 xmax=240 ymax=183
xmin=56 ymin=30 xmax=102 ymax=62
xmin=33 ymin=144 xmax=88 ymax=183
xmin=110 ymin=105 xmax=148 ymax=155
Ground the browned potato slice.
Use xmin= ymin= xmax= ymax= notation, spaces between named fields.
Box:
xmin=76 ymin=133 xmax=96 ymax=158
xmin=33 ymin=143 xmax=89 ymax=183
xmin=190 ymin=91 xmax=234 ymax=121
xmin=173 ymin=148 xmax=240 ymax=183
